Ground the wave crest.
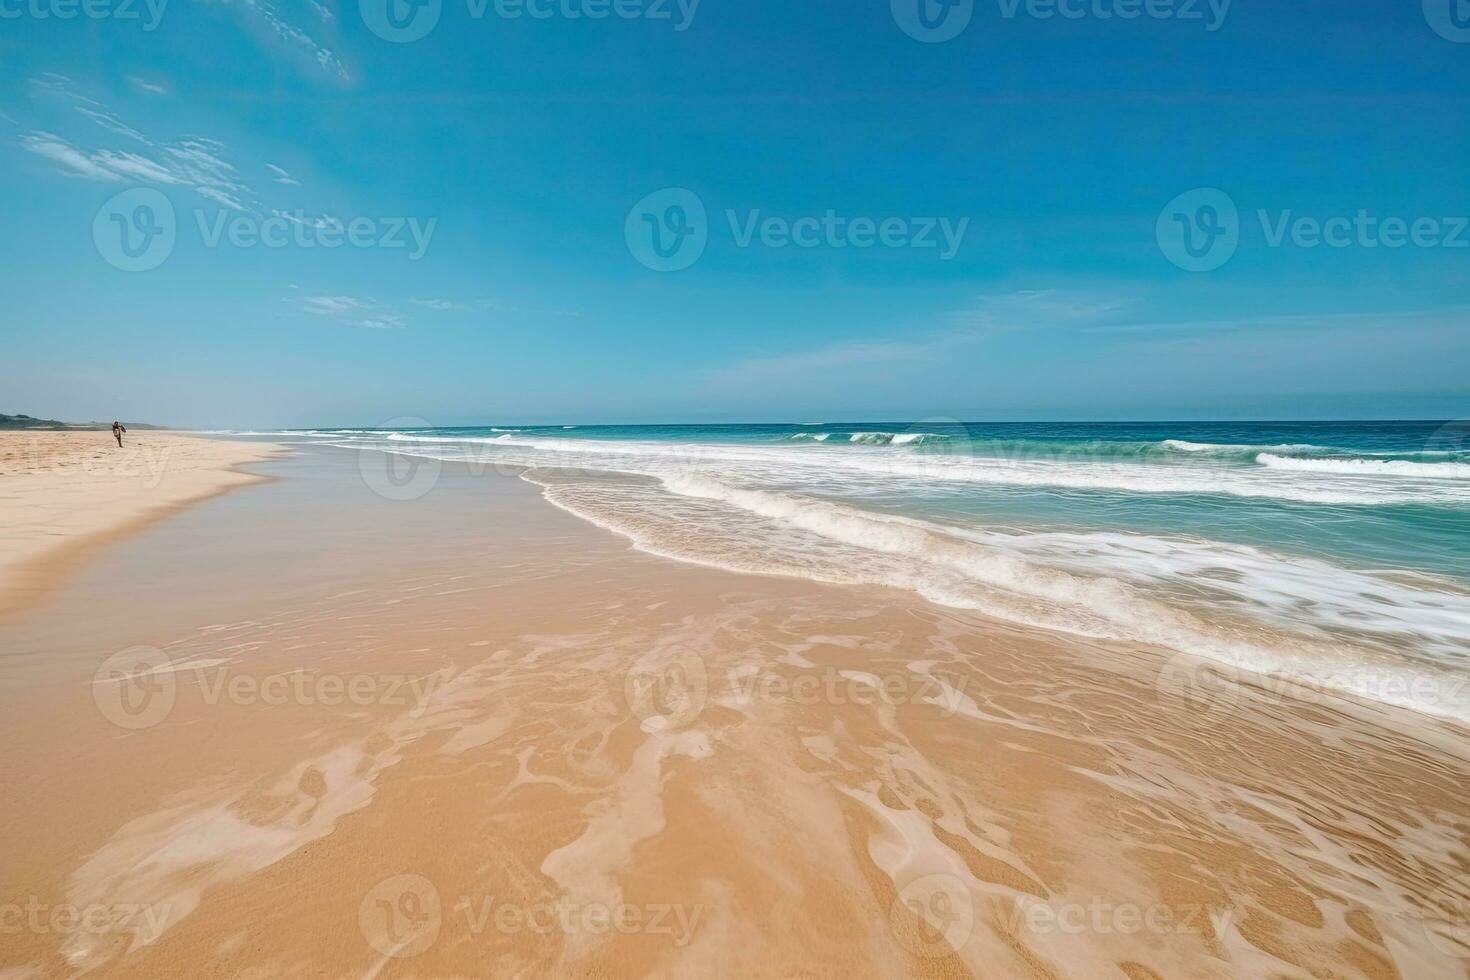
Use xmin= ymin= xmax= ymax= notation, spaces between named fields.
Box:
xmin=1257 ymin=453 xmax=1470 ymax=479
xmin=849 ymin=432 xmax=949 ymax=446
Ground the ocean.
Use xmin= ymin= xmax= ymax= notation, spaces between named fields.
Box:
xmin=251 ymin=420 xmax=1470 ymax=722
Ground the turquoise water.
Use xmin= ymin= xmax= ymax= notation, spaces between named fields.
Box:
xmin=256 ymin=420 xmax=1470 ymax=721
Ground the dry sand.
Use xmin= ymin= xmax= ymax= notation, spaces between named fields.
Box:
xmin=0 ymin=431 xmax=282 ymax=619
xmin=0 ymin=442 xmax=1466 ymax=978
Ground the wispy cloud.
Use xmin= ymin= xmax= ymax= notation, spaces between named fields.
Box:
xmin=302 ymin=294 xmax=371 ymax=316
xmin=265 ymin=163 xmax=299 ymax=185
xmin=21 ymin=80 xmax=253 ymax=210
xmin=75 ymin=106 xmax=152 ymax=145
xmin=271 ymin=208 xmax=341 ymax=229
xmin=409 ymin=297 xmax=581 ymax=317
xmin=128 ymin=76 xmax=170 ymax=96
xmin=22 ymin=129 xmax=252 ymax=209
xmin=20 ymin=132 xmax=123 ymax=182
xmin=204 ymin=0 xmax=349 ymax=82
xmin=300 ymin=294 xmax=407 ymax=329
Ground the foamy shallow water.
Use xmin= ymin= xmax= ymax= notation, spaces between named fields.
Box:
xmin=273 ymin=421 xmax=1470 ymax=723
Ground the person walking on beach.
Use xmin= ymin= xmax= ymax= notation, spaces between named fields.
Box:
xmin=112 ymin=421 xmax=125 ymax=448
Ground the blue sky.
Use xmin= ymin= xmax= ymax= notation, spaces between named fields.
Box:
xmin=3 ymin=0 xmax=1469 ymax=426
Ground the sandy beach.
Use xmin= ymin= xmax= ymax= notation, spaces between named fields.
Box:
xmin=0 ymin=432 xmax=283 ymax=620
xmin=0 ymin=437 xmax=1467 ymax=979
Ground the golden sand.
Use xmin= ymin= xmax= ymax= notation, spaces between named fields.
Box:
xmin=0 ymin=445 xmax=1466 ymax=978
xmin=0 ymin=431 xmax=283 ymax=619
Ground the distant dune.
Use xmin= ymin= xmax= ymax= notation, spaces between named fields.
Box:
xmin=0 ymin=413 xmax=164 ymax=430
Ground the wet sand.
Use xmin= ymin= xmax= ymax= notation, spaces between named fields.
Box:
xmin=0 ymin=443 xmax=1466 ymax=978
xmin=0 ymin=432 xmax=283 ymax=620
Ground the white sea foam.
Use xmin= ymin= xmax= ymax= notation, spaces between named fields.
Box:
xmin=1257 ymin=453 xmax=1470 ymax=479
xmin=349 ymin=432 xmax=1470 ymax=720
xmin=469 ymin=433 xmax=1470 ymax=506
xmin=847 ymin=431 xmax=948 ymax=445
xmin=789 ymin=432 xmax=830 ymax=442
xmin=383 ymin=432 xmax=514 ymax=445
xmin=642 ymin=475 xmax=1470 ymax=721
xmin=1162 ymin=439 xmax=1328 ymax=455
xmin=199 ymin=429 xmax=335 ymax=437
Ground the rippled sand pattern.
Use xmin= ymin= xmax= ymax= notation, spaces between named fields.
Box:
xmin=1 ymin=455 xmax=1466 ymax=978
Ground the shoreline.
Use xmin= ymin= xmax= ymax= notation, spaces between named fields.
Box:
xmin=0 ymin=442 xmax=1465 ymax=977
xmin=0 ymin=431 xmax=284 ymax=621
